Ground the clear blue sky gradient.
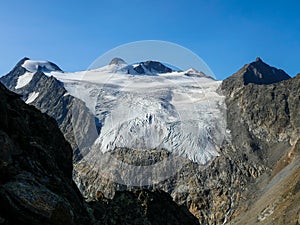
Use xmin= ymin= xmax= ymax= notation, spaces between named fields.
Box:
xmin=0 ymin=0 xmax=299 ymax=80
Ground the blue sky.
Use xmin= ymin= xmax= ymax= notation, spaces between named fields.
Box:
xmin=0 ymin=0 xmax=299 ymax=79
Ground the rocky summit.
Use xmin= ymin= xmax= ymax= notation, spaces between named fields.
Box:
xmin=133 ymin=60 xmax=173 ymax=74
xmin=0 ymin=57 xmax=300 ymax=224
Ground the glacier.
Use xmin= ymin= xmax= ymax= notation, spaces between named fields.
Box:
xmin=47 ymin=62 xmax=226 ymax=164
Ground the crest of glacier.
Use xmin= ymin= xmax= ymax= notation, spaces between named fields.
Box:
xmin=51 ymin=66 xmax=227 ymax=165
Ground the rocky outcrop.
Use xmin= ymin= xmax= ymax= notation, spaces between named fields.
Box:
xmin=109 ymin=58 xmax=127 ymax=66
xmin=0 ymin=82 xmax=91 ymax=224
xmin=0 ymin=57 xmax=29 ymax=90
xmin=133 ymin=61 xmax=173 ymax=74
xmin=74 ymin=142 xmax=266 ymax=224
xmin=229 ymin=138 xmax=300 ymax=225
xmin=221 ymin=57 xmax=291 ymax=96
xmin=220 ymin=59 xmax=300 ymax=224
xmin=221 ymin=63 xmax=300 ymax=167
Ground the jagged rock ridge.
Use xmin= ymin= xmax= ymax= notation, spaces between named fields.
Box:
xmin=221 ymin=57 xmax=291 ymax=96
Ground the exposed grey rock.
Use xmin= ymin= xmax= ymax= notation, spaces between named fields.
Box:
xmin=184 ymin=68 xmax=215 ymax=79
xmin=0 ymin=82 xmax=92 ymax=224
xmin=221 ymin=68 xmax=300 ymax=167
xmin=0 ymin=57 xmax=29 ymax=90
xmin=220 ymin=60 xmax=300 ymax=224
xmin=220 ymin=57 xmax=291 ymax=97
xmin=133 ymin=61 xmax=173 ymax=74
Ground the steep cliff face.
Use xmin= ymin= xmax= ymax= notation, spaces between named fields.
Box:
xmin=221 ymin=63 xmax=300 ymax=167
xmin=0 ymin=82 xmax=91 ymax=224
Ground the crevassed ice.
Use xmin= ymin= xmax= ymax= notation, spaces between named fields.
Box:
xmin=53 ymin=69 xmax=226 ymax=164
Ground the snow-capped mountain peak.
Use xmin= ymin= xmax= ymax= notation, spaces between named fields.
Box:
xmin=184 ymin=68 xmax=214 ymax=79
xmin=91 ymin=59 xmax=174 ymax=76
xmin=109 ymin=57 xmax=128 ymax=66
xmin=133 ymin=60 xmax=173 ymax=75
xmin=22 ymin=59 xmax=63 ymax=73
xmin=93 ymin=58 xmax=130 ymax=74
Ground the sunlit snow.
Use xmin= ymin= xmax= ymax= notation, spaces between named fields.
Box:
xmin=15 ymin=72 xmax=34 ymax=89
xmin=25 ymin=92 xmax=39 ymax=104
xmin=49 ymin=65 xmax=226 ymax=164
xmin=22 ymin=60 xmax=59 ymax=73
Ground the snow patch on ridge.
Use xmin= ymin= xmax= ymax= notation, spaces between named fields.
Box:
xmin=15 ymin=72 xmax=34 ymax=89
xmin=25 ymin=92 xmax=39 ymax=104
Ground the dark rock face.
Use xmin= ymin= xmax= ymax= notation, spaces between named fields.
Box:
xmin=133 ymin=61 xmax=173 ymax=74
xmin=221 ymin=69 xmax=300 ymax=167
xmin=36 ymin=61 xmax=63 ymax=73
xmin=0 ymin=57 xmax=29 ymax=90
xmin=91 ymin=189 xmax=200 ymax=225
xmin=74 ymin=140 xmax=267 ymax=224
xmin=221 ymin=58 xmax=291 ymax=96
xmin=220 ymin=61 xmax=300 ymax=224
xmin=0 ymin=82 xmax=91 ymax=224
